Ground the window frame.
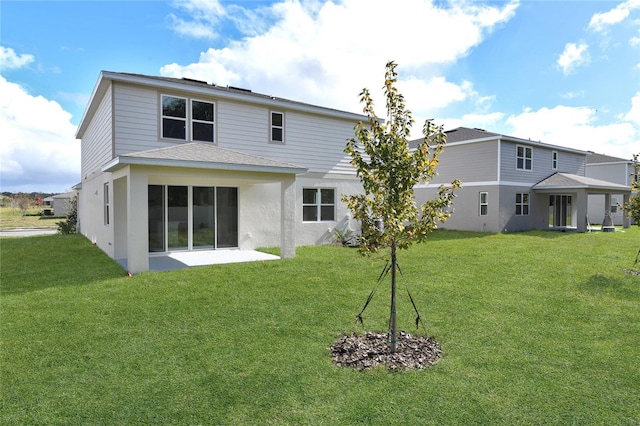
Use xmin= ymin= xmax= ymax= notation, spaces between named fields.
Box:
xmin=104 ymin=182 xmax=110 ymax=226
xmin=515 ymin=192 xmax=530 ymax=216
xmin=302 ymin=187 xmax=335 ymax=222
xmin=161 ymin=94 xmax=187 ymax=141
xmin=270 ymin=111 xmax=285 ymax=143
xmin=552 ymin=150 xmax=558 ymax=170
xmin=516 ymin=145 xmax=533 ymax=171
xmin=160 ymin=94 xmax=216 ymax=143
xmin=479 ymin=191 xmax=488 ymax=216
xmin=191 ymin=98 xmax=215 ymax=143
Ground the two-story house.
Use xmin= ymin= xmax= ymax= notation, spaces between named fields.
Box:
xmin=76 ymin=72 xmax=365 ymax=273
xmin=412 ymin=127 xmax=632 ymax=233
xmin=586 ymin=153 xmax=637 ymax=226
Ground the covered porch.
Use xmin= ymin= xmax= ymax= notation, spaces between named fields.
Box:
xmin=102 ymin=143 xmax=307 ymax=274
xmin=533 ymin=173 xmax=632 ymax=232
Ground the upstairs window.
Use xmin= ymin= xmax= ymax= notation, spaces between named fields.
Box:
xmin=271 ymin=111 xmax=284 ymax=143
xmin=192 ymin=100 xmax=215 ymax=142
xmin=516 ymin=146 xmax=532 ymax=170
xmin=479 ymin=192 xmax=488 ymax=216
xmin=552 ymin=150 xmax=558 ymax=170
xmin=162 ymin=95 xmax=187 ymax=140
xmin=516 ymin=193 xmax=529 ymax=215
xmin=303 ymin=188 xmax=335 ymax=221
xmin=161 ymin=95 xmax=215 ymax=142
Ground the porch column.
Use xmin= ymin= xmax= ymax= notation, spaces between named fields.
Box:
xmin=127 ymin=168 xmax=149 ymax=273
xmin=576 ymin=190 xmax=588 ymax=232
xmin=280 ymin=176 xmax=296 ymax=258
xmin=604 ymin=193 xmax=611 ymax=218
xmin=623 ymin=193 xmax=631 ymax=228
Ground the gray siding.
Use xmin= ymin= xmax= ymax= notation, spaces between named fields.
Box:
xmin=81 ymin=84 xmax=113 ymax=178
xmin=499 ymin=185 xmax=539 ymax=232
xmin=586 ymin=162 xmax=634 ymax=185
xmin=500 ymin=141 xmax=585 ymax=183
xmin=113 ymin=83 xmax=160 ymax=155
xmin=220 ymin=107 xmax=356 ymax=175
xmin=429 ymin=140 xmax=499 ymax=185
xmin=415 ymin=184 xmax=502 ymax=232
xmin=110 ymin=82 xmax=359 ymax=176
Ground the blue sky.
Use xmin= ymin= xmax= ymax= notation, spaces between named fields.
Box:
xmin=1 ymin=0 xmax=639 ymax=193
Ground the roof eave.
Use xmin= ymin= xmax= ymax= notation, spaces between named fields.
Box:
xmin=101 ymin=156 xmax=308 ymax=175
xmin=90 ymin=71 xmax=366 ymax=122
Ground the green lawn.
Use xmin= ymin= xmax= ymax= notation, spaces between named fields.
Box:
xmin=1 ymin=230 xmax=639 ymax=424
xmin=0 ymin=206 xmax=59 ymax=230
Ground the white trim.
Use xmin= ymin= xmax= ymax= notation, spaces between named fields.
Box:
xmin=270 ymin=110 xmax=285 ymax=144
xmin=415 ymin=180 xmax=533 ymax=188
xmin=516 ymin=145 xmax=533 ymax=171
xmin=102 ymin=156 xmax=307 ymax=175
xmin=479 ymin=191 xmax=488 ymax=216
xmin=191 ymin=98 xmax=216 ymax=143
xmin=444 ymin=134 xmax=588 ymax=155
xmin=160 ymin=94 xmax=187 ymax=141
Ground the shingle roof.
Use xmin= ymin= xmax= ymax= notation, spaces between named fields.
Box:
xmin=533 ymin=172 xmax=631 ymax=191
xmin=409 ymin=127 xmax=588 ymax=155
xmin=586 ymin=152 xmax=632 ymax=164
xmin=102 ymin=143 xmax=307 ymax=174
xmin=444 ymin=127 xmax=501 ymax=143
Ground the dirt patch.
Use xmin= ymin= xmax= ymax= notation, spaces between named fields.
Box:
xmin=330 ymin=331 xmax=442 ymax=371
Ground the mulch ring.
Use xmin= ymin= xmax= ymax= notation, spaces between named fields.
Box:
xmin=330 ymin=331 xmax=442 ymax=371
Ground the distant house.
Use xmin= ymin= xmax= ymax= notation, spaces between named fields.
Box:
xmin=43 ymin=197 xmax=53 ymax=207
xmin=586 ymin=153 xmax=638 ymax=226
xmin=52 ymin=191 xmax=77 ymax=216
xmin=75 ymin=71 xmax=365 ymax=273
xmin=412 ymin=127 xmax=632 ymax=233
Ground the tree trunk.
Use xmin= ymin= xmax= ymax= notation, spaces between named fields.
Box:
xmin=390 ymin=241 xmax=397 ymax=353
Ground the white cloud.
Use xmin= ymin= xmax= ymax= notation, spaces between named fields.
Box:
xmin=505 ymin=104 xmax=638 ymax=159
xmin=161 ymin=0 xmax=519 ymax=115
xmin=0 ymin=46 xmax=35 ymax=71
xmin=588 ymin=0 xmax=640 ymax=33
xmin=441 ymin=112 xmax=505 ymax=132
xmin=168 ymin=0 xmax=226 ymax=39
xmin=0 ymin=76 xmax=80 ymax=193
xmin=560 ymin=90 xmax=585 ymax=100
xmin=557 ymin=42 xmax=590 ymax=75
xmin=623 ymin=91 xmax=640 ymax=125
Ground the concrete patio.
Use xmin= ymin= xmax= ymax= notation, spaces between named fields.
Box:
xmin=117 ymin=249 xmax=280 ymax=272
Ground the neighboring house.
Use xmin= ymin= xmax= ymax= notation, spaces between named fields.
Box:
xmin=43 ymin=197 xmax=53 ymax=207
xmin=411 ymin=127 xmax=632 ymax=233
xmin=51 ymin=191 xmax=77 ymax=216
xmin=76 ymin=71 xmax=365 ymax=273
xmin=586 ymin=153 xmax=638 ymax=226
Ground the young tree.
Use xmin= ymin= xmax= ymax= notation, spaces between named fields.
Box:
xmin=16 ymin=194 xmax=31 ymax=216
xmin=343 ymin=61 xmax=461 ymax=353
xmin=623 ymin=154 xmax=639 ymax=225
xmin=57 ymin=194 xmax=78 ymax=234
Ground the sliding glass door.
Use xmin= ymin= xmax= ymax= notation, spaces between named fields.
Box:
xmin=148 ymin=185 xmax=165 ymax=252
xmin=148 ymin=185 xmax=238 ymax=252
xmin=549 ymin=195 xmax=572 ymax=227
xmin=216 ymin=187 xmax=238 ymax=248
xmin=193 ymin=186 xmax=215 ymax=249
